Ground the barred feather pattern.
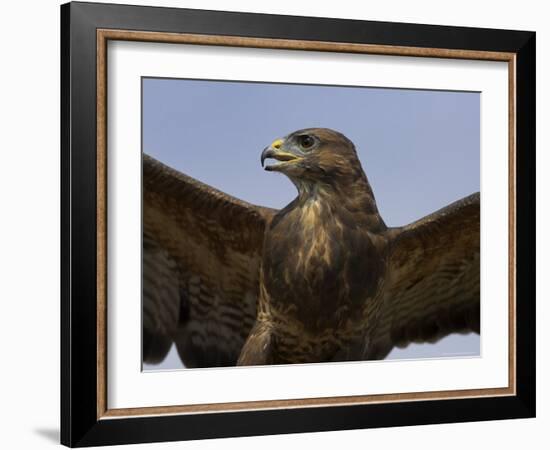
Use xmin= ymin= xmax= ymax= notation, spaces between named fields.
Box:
xmin=366 ymin=193 xmax=480 ymax=359
xmin=142 ymin=154 xmax=274 ymax=367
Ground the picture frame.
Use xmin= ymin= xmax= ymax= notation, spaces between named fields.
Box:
xmin=60 ymin=1 xmax=535 ymax=447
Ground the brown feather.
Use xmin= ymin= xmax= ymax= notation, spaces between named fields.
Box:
xmin=142 ymin=153 xmax=275 ymax=367
xmin=366 ymin=193 xmax=480 ymax=359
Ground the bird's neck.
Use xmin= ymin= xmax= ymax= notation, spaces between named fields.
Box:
xmin=291 ymin=175 xmax=386 ymax=233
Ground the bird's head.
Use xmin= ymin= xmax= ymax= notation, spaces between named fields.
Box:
xmin=261 ymin=128 xmax=364 ymax=191
xmin=262 ymin=128 xmax=384 ymax=227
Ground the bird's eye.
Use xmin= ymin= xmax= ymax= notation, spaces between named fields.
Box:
xmin=298 ymin=135 xmax=315 ymax=150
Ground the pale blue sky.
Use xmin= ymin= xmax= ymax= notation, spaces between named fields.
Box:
xmin=142 ymin=77 xmax=480 ymax=370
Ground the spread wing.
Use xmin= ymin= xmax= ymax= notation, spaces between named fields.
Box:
xmin=367 ymin=193 xmax=480 ymax=360
xmin=143 ymin=154 xmax=276 ymax=367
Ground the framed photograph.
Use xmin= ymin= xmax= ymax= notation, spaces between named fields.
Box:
xmin=61 ymin=1 xmax=535 ymax=447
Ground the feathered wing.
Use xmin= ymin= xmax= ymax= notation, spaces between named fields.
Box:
xmin=142 ymin=154 xmax=276 ymax=367
xmin=367 ymin=193 xmax=480 ymax=360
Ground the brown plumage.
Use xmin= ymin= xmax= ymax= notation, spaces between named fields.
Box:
xmin=143 ymin=128 xmax=479 ymax=367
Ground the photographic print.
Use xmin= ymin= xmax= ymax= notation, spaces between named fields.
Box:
xmin=62 ymin=4 xmax=535 ymax=445
xmin=142 ymin=78 xmax=480 ymax=370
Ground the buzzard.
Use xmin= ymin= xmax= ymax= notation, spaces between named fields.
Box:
xmin=143 ymin=128 xmax=480 ymax=367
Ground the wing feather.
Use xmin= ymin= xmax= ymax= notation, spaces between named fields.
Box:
xmin=143 ymin=154 xmax=275 ymax=367
xmin=367 ymin=193 xmax=480 ymax=359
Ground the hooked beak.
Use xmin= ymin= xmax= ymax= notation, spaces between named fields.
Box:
xmin=261 ymin=139 xmax=301 ymax=171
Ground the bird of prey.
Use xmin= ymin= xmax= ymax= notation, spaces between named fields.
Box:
xmin=143 ymin=128 xmax=480 ymax=367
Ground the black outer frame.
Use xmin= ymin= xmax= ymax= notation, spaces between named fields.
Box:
xmin=60 ymin=1 xmax=536 ymax=447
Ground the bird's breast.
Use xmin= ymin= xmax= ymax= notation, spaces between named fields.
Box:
xmin=261 ymin=199 xmax=386 ymax=332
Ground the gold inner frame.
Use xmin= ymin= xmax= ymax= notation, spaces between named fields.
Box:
xmin=96 ymin=29 xmax=517 ymax=420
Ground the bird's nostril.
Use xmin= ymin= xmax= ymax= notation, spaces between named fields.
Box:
xmin=271 ymin=139 xmax=283 ymax=149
